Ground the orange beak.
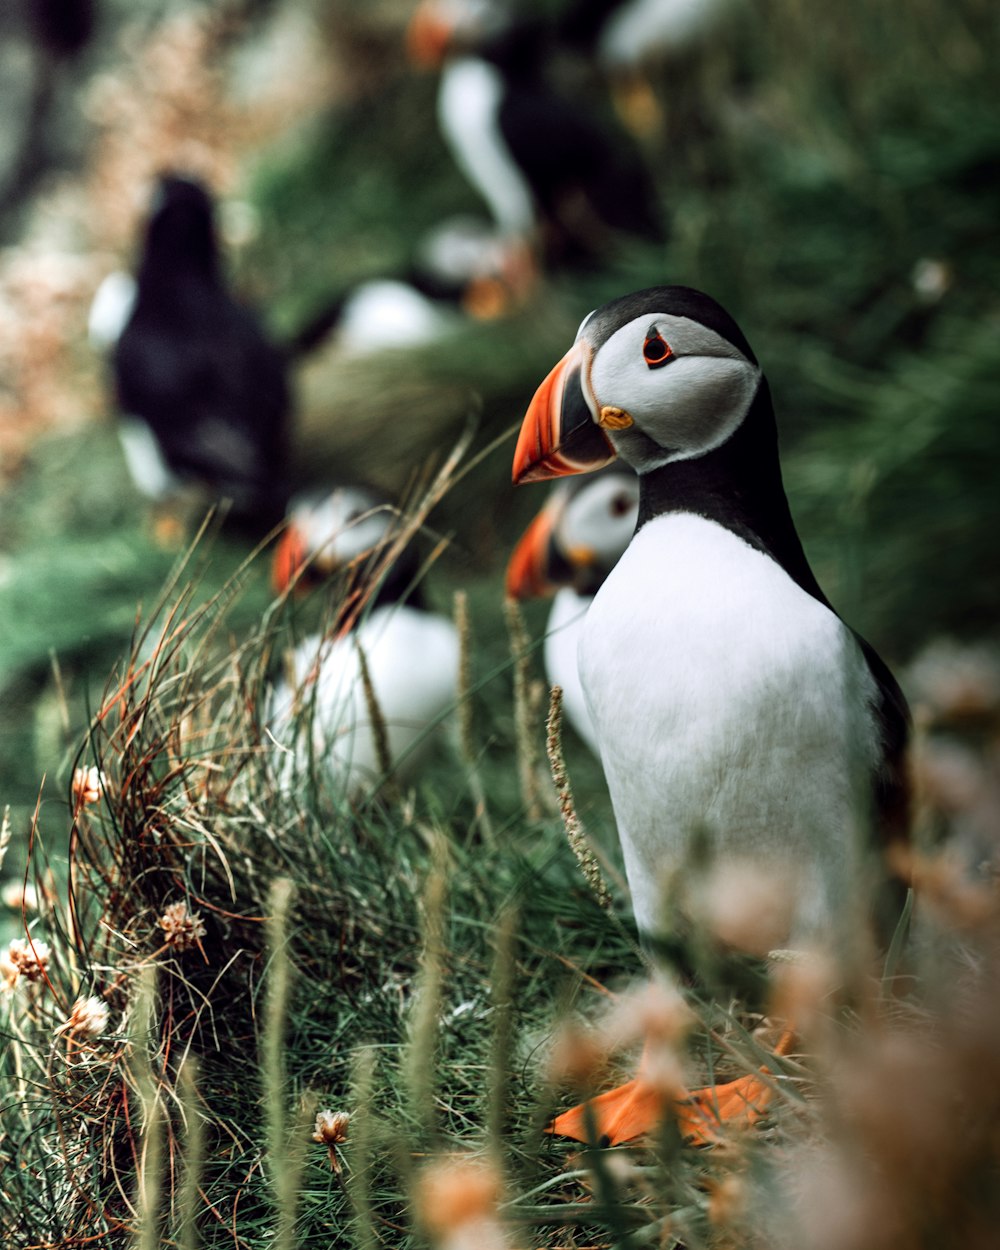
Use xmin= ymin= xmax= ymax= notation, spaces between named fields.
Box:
xmin=512 ymin=341 xmax=617 ymax=485
xmin=406 ymin=1 xmax=453 ymax=68
xmin=506 ymin=499 xmax=561 ymax=599
xmin=273 ymin=525 xmax=307 ymax=594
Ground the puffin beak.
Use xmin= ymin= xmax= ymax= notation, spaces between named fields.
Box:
xmin=506 ymin=498 xmax=561 ymax=599
xmin=273 ymin=525 xmax=307 ymax=594
xmin=512 ymin=341 xmax=617 ymax=484
xmin=406 ymin=0 xmax=453 ymax=68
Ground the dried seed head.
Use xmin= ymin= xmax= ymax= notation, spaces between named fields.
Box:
xmin=159 ymin=901 xmax=207 ymax=951
xmin=546 ymin=1019 xmax=611 ymax=1089
xmin=604 ymin=974 xmax=695 ymax=1051
xmin=907 ymin=640 xmax=1000 ymax=727
xmin=708 ymin=1172 xmax=748 ymax=1227
xmin=312 ymin=1108 xmax=350 ymax=1147
xmin=698 ymin=860 xmax=797 ymax=957
xmin=72 ymin=765 xmax=106 ymax=807
xmin=638 ymin=1045 xmax=688 ymax=1100
xmin=890 ymin=847 xmax=997 ymax=931
xmin=417 ymin=1157 xmax=505 ymax=1247
xmin=913 ymin=739 xmax=986 ymax=816
xmin=768 ymin=948 xmax=839 ymax=1041
xmin=62 ymin=995 xmax=110 ymax=1039
xmin=7 ymin=936 xmax=51 ymax=983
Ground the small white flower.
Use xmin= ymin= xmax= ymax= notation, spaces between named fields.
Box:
xmin=61 ymin=995 xmax=110 ymax=1039
xmin=312 ymin=1108 xmax=350 ymax=1147
xmin=2 ymin=881 xmax=39 ymax=912
xmin=159 ymin=901 xmax=207 ymax=951
xmin=911 ymin=257 xmax=952 ymax=304
xmin=7 ymin=936 xmax=51 ymax=983
xmin=72 ymin=766 xmax=106 ymax=807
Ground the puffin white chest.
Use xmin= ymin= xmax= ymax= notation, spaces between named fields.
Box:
xmin=437 ymin=58 xmax=536 ymax=235
xmin=579 ymin=513 xmax=878 ymax=939
xmin=545 ymin=587 xmax=599 ymax=756
xmin=270 ymin=605 xmax=459 ymax=798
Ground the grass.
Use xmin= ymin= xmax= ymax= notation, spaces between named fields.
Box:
xmin=2 ymin=472 xmax=999 ymax=1249
xmin=1 ymin=0 xmax=999 ymax=1243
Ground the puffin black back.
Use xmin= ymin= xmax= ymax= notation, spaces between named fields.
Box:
xmin=113 ymin=174 xmax=291 ymax=531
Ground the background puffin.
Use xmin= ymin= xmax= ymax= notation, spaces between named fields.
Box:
xmin=512 ymin=284 xmax=910 ymax=1145
xmin=556 ymin=0 xmax=734 ymax=135
xmin=109 ymin=173 xmax=291 ymax=531
xmin=506 ymin=467 xmax=639 ymax=756
xmin=284 ymin=215 xmax=528 ymax=358
xmin=407 ymin=0 xmax=664 ymax=269
xmin=268 ymin=484 xmax=459 ymax=799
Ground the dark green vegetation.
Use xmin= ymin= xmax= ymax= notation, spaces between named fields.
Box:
xmin=1 ymin=0 xmax=999 ymax=1245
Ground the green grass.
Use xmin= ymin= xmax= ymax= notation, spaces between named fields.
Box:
xmin=1 ymin=0 xmax=999 ymax=1242
xmin=3 ymin=531 xmax=999 ymax=1249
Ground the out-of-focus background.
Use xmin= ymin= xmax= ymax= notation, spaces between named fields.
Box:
xmin=1 ymin=0 xmax=998 ymax=903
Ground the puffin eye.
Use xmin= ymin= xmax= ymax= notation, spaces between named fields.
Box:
xmin=642 ymin=324 xmax=673 ymax=370
xmin=609 ymin=491 xmax=634 ymax=517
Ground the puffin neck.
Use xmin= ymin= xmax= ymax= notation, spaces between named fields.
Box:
xmin=357 ymin=542 xmax=426 ymax=614
xmin=635 ymin=379 xmax=830 ymax=608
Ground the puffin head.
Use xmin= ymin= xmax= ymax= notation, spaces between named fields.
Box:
xmin=506 ymin=469 xmax=639 ymax=599
xmin=273 ymin=485 xmax=399 ymax=595
xmin=142 ymin=173 xmax=219 ymax=276
xmin=512 ymin=286 xmax=762 ymax=484
xmin=406 ymin=0 xmax=508 ymax=67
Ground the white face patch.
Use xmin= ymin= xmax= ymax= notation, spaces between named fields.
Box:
xmin=292 ymin=487 xmax=393 ymax=568
xmin=585 ymin=313 xmax=761 ymax=471
xmin=558 ymin=474 xmax=639 ymax=567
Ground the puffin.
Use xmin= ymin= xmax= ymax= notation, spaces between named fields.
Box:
xmin=268 ymin=485 xmax=459 ymax=799
xmin=109 ymin=174 xmax=291 ymax=529
xmin=558 ymin=0 xmax=730 ymax=68
xmin=512 ymin=285 xmax=910 ymax=1145
xmin=407 ymin=0 xmax=663 ymax=268
xmin=556 ymin=0 xmax=734 ymax=136
xmin=506 ymin=468 xmax=639 ymax=756
xmin=285 ymin=216 xmax=528 ymax=358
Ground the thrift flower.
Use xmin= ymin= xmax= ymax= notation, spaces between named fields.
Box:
xmin=159 ymin=901 xmax=207 ymax=951
xmin=72 ymin=766 xmax=106 ymax=807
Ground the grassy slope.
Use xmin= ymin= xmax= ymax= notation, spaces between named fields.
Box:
xmin=1 ymin=0 xmax=1000 ymax=1244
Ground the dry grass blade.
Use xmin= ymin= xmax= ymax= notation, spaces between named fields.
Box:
xmin=504 ymin=597 xmax=544 ymax=822
xmin=544 ymin=686 xmax=612 ymax=913
xmin=454 ymin=588 xmax=494 ymax=845
xmin=405 ymin=837 xmax=449 ymax=1148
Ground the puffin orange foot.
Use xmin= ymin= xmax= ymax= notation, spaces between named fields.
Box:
xmin=675 ymin=1071 xmax=776 ymax=1145
xmin=545 ymin=1073 xmax=776 ymax=1148
xmin=546 ymin=1078 xmax=667 ymax=1147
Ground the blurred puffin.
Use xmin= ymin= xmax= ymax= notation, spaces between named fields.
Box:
xmin=407 ymin=0 xmax=663 ymax=268
xmin=107 ymin=174 xmax=291 ymax=529
xmin=506 ymin=468 xmax=639 ymax=755
xmin=512 ymin=285 xmax=910 ymax=1145
xmin=286 ymin=216 xmax=529 ymax=358
xmin=269 ymin=484 xmax=459 ymax=798
xmin=556 ymin=0 xmax=734 ymax=135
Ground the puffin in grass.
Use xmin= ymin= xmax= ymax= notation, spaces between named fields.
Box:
xmin=512 ymin=285 xmax=910 ymax=1146
xmin=109 ymin=174 xmax=290 ymax=531
xmin=268 ymin=485 xmax=459 ymax=801
xmin=506 ymin=468 xmax=639 ymax=757
xmin=407 ymin=0 xmax=663 ymax=270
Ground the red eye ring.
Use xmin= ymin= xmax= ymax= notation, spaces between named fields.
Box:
xmin=643 ymin=326 xmax=673 ymax=369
